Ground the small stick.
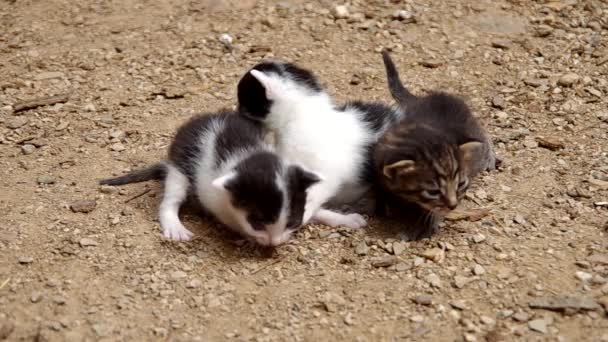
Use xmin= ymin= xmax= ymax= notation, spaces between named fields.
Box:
xmin=124 ymin=188 xmax=151 ymax=203
xmin=250 ymin=255 xmax=286 ymax=275
xmin=13 ymin=94 xmax=70 ymax=113
xmin=0 ymin=278 xmax=9 ymax=290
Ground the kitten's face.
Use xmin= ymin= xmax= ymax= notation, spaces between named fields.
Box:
xmin=381 ymin=142 xmax=481 ymax=215
xmin=212 ymin=154 xmax=320 ymax=246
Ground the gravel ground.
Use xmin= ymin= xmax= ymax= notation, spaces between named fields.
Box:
xmin=0 ymin=0 xmax=607 ymax=341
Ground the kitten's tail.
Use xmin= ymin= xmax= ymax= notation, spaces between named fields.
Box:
xmin=100 ymin=162 xmax=167 ymax=186
xmin=381 ymin=50 xmax=416 ymax=106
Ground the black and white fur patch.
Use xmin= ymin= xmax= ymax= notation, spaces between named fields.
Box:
xmin=236 ymin=60 xmax=403 ymax=229
xmin=100 ymin=111 xmax=320 ymax=246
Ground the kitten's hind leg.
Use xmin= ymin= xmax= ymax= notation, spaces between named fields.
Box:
xmin=312 ymin=209 xmax=367 ymax=229
xmin=159 ymin=165 xmax=193 ymax=241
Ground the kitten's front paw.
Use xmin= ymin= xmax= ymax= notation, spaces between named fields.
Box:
xmin=342 ymin=213 xmax=367 ymax=229
xmin=162 ymin=224 xmax=194 ymax=241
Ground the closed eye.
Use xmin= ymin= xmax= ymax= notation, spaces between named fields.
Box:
xmin=422 ymin=189 xmax=441 ymax=199
xmin=248 ymin=215 xmax=266 ymax=231
xmin=458 ymin=178 xmax=468 ymax=191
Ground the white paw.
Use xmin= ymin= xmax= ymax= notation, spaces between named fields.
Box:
xmin=342 ymin=213 xmax=367 ymax=229
xmin=162 ymin=224 xmax=193 ymax=241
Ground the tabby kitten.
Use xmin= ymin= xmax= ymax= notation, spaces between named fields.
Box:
xmin=374 ymin=50 xmax=497 ymax=240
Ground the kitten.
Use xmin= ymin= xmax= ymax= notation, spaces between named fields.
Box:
xmin=100 ymin=111 xmax=320 ymax=246
xmin=237 ymin=61 xmax=403 ymax=229
xmin=374 ymin=50 xmax=497 ymax=240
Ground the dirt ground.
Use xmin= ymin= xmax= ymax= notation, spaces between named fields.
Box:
xmin=1 ymin=0 xmax=607 ymax=341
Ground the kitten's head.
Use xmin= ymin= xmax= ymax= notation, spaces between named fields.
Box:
xmin=212 ymin=152 xmax=320 ymax=246
xmin=237 ymin=60 xmax=323 ymax=121
xmin=377 ymin=128 xmax=482 ymax=216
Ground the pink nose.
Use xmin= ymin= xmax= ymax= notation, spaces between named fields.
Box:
xmin=269 ymin=235 xmax=283 ymax=247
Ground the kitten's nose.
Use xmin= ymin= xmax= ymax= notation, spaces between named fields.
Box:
xmin=268 ymin=234 xmax=283 ymax=247
xmin=445 ymin=195 xmax=458 ymax=210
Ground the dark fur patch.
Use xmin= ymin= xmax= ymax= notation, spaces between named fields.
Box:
xmin=381 ymin=50 xmax=416 ymax=105
xmin=225 ymin=152 xmax=284 ymax=227
xmin=286 ymin=166 xmax=321 ymax=230
xmin=281 ymin=62 xmax=323 ymax=92
xmin=237 ymin=60 xmax=322 ymax=120
xmin=237 ymin=69 xmax=271 ymax=120
xmin=168 ymin=111 xmax=265 ymax=181
xmin=337 ymin=101 xmax=403 ymax=185
xmin=213 ymin=115 xmax=265 ymax=167
xmin=340 ymin=101 xmax=401 ymax=133
xmin=99 ymin=163 xmax=166 ymax=186
xmin=168 ymin=112 xmax=218 ymax=181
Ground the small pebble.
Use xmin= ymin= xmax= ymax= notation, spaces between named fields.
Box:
xmin=35 ymin=71 xmax=64 ymax=80
xmin=79 ymin=238 xmax=99 ymax=247
xmin=419 ymin=59 xmax=443 ymax=68
xmin=513 ymin=311 xmax=530 ymax=322
xmin=110 ymin=143 xmax=125 ymax=152
xmin=18 ymin=256 xmax=34 ymax=264
xmin=480 ymin=315 xmax=495 ymax=325
xmin=218 ymin=33 xmax=233 ymax=45
xmin=343 ymin=312 xmax=354 ymax=326
xmin=30 ymin=292 xmax=43 ymax=303
xmin=450 ymin=300 xmax=468 ymax=310
xmin=70 ymin=200 xmax=97 ymax=213
xmin=425 ymin=273 xmax=442 ymax=288
xmin=420 ymin=248 xmax=444 ymax=263
xmin=355 ymin=241 xmax=369 ymax=256
xmin=528 ymin=319 xmax=548 ymax=334
xmin=491 ymin=39 xmax=510 ymax=49
xmin=6 ymin=117 xmax=28 ymax=129
xmin=558 ymin=73 xmax=580 ymax=87
xmin=21 ymin=144 xmax=36 ymax=155
xmin=53 ymin=296 xmax=67 ymax=305
xmin=513 ymin=214 xmax=526 ymax=225
xmin=392 ymin=241 xmax=406 ymax=256
xmin=413 ymin=295 xmax=433 ymax=305
xmin=454 ymin=276 xmax=474 ymax=289
xmin=473 ymin=264 xmax=485 ymax=276
xmin=83 ymin=103 xmax=96 ymax=112
xmin=410 ymin=315 xmax=424 ymax=323
xmin=472 ymin=234 xmax=486 ymax=244
xmin=392 ymin=10 xmax=415 ymax=23
xmin=186 ymin=279 xmax=202 ymax=289
xmin=170 ymin=271 xmax=187 ymax=281
xmin=331 ymin=5 xmax=349 ymax=19
xmin=464 ymin=333 xmax=477 ymax=342
xmin=492 ymin=95 xmax=506 ymax=109
xmin=575 ymin=271 xmax=592 ymax=283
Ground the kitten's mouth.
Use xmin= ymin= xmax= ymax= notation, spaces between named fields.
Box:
xmin=434 ymin=207 xmax=454 ymax=216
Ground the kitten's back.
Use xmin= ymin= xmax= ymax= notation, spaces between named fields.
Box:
xmin=168 ymin=111 xmax=265 ymax=180
xmin=379 ymin=51 xmax=496 ymax=175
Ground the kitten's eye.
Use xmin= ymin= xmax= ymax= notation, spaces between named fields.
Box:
xmin=422 ymin=189 xmax=441 ymax=199
xmin=458 ymin=178 xmax=468 ymax=190
xmin=249 ymin=216 xmax=266 ymax=231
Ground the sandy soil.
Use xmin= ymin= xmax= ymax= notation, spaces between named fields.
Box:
xmin=0 ymin=0 xmax=607 ymax=341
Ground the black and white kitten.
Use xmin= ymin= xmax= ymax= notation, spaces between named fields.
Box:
xmin=100 ymin=111 xmax=320 ymax=247
xmin=374 ymin=50 xmax=497 ymax=240
xmin=237 ymin=61 xmax=403 ymax=229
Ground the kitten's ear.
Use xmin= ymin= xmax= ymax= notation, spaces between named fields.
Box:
xmin=250 ymin=70 xmax=282 ymax=100
xmin=289 ymin=165 xmax=322 ymax=191
xmin=458 ymin=141 xmax=483 ymax=166
xmin=211 ymin=172 xmax=236 ymax=191
xmin=383 ymin=160 xmax=416 ymax=179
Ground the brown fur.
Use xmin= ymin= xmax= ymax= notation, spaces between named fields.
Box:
xmin=373 ymin=51 xmax=497 ymax=240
